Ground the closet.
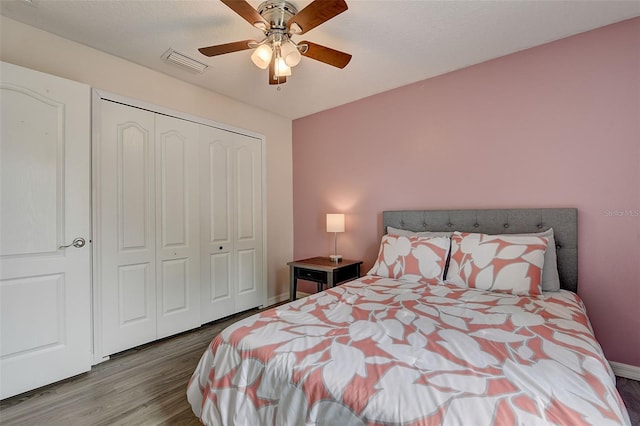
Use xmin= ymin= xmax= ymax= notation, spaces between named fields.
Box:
xmin=95 ymin=97 xmax=264 ymax=357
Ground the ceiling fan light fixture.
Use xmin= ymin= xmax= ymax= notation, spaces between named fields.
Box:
xmin=281 ymin=40 xmax=302 ymax=67
xmin=199 ymin=0 xmax=352 ymax=85
xmin=251 ymin=44 xmax=273 ymax=69
xmin=274 ymin=57 xmax=291 ymax=77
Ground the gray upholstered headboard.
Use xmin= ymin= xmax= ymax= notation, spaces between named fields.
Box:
xmin=383 ymin=208 xmax=578 ymax=293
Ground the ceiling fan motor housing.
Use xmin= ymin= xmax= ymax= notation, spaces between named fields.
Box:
xmin=257 ymin=1 xmax=298 ymax=31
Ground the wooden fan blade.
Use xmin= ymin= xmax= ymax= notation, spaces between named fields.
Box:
xmin=287 ymin=0 xmax=348 ymax=35
xmin=300 ymin=41 xmax=352 ymax=68
xmin=268 ymin=58 xmax=287 ymax=85
xmin=220 ymin=0 xmax=269 ymax=29
xmin=198 ymin=40 xmax=255 ymax=57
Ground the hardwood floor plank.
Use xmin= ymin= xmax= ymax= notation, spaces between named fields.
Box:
xmin=618 ymin=376 xmax=640 ymax=425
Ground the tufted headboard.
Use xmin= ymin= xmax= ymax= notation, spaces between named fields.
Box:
xmin=383 ymin=208 xmax=578 ymax=292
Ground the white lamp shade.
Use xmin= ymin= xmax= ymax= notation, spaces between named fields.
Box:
xmin=281 ymin=41 xmax=302 ymax=67
xmin=326 ymin=213 xmax=345 ymax=233
xmin=274 ymin=57 xmax=292 ymax=77
xmin=251 ymin=44 xmax=272 ymax=69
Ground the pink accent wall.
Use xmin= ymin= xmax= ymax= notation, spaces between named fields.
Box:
xmin=292 ymin=18 xmax=640 ymax=366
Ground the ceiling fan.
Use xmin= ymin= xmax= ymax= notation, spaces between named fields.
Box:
xmin=198 ymin=0 xmax=352 ymax=85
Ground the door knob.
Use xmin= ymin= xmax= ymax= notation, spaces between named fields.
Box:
xmin=59 ymin=237 xmax=86 ymax=249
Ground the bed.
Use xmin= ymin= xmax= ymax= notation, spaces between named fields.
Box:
xmin=187 ymin=208 xmax=631 ymax=425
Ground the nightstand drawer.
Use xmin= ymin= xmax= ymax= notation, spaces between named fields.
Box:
xmin=334 ymin=263 xmax=360 ymax=283
xmin=296 ymin=268 xmax=326 ymax=282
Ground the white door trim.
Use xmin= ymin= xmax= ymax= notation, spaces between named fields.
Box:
xmin=92 ymin=89 xmax=265 ymax=140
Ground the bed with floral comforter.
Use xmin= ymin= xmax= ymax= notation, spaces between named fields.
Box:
xmin=187 ymin=276 xmax=630 ymax=425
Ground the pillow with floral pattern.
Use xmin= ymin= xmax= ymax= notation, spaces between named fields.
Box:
xmin=446 ymin=232 xmax=548 ymax=296
xmin=367 ymin=234 xmax=450 ymax=283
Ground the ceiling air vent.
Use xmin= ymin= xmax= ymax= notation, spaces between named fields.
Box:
xmin=162 ymin=49 xmax=208 ymax=73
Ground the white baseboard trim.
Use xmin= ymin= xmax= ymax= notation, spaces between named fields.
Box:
xmin=265 ymin=292 xmax=290 ymax=308
xmin=92 ymin=355 xmax=110 ymax=366
xmin=610 ymin=361 xmax=640 ymax=381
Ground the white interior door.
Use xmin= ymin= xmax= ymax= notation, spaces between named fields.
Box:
xmin=98 ymin=101 xmax=157 ymax=355
xmin=155 ymin=114 xmax=200 ymax=338
xmin=0 ymin=61 xmax=91 ymax=399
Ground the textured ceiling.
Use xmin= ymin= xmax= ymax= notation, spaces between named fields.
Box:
xmin=2 ymin=0 xmax=638 ymax=119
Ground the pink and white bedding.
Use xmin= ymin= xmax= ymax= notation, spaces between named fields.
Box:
xmin=187 ymin=276 xmax=630 ymax=425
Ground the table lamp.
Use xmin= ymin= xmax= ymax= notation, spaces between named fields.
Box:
xmin=326 ymin=213 xmax=345 ymax=262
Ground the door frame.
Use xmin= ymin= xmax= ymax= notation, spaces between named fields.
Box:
xmin=91 ymin=89 xmax=267 ymax=363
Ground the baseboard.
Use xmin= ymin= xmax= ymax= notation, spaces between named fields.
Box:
xmin=265 ymin=292 xmax=290 ymax=308
xmin=610 ymin=361 xmax=640 ymax=381
xmin=92 ymin=355 xmax=110 ymax=366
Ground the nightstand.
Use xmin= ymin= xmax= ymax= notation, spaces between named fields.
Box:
xmin=287 ymin=257 xmax=363 ymax=301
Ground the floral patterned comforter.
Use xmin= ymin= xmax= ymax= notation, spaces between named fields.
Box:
xmin=187 ymin=276 xmax=630 ymax=425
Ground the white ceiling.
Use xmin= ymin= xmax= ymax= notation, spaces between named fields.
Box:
xmin=2 ymin=0 xmax=638 ymax=119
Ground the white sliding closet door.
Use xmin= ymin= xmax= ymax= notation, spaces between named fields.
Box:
xmin=200 ymin=126 xmax=263 ymax=323
xmin=0 ymin=62 xmax=91 ymax=398
xmin=155 ymin=115 xmax=200 ymax=338
xmin=98 ymin=101 xmax=157 ymax=355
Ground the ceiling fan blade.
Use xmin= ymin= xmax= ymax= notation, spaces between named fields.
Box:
xmin=198 ymin=40 xmax=255 ymax=57
xmin=299 ymin=41 xmax=352 ymax=68
xmin=287 ymin=0 xmax=348 ymax=35
xmin=220 ymin=0 xmax=269 ymax=29
xmin=269 ymin=58 xmax=287 ymax=85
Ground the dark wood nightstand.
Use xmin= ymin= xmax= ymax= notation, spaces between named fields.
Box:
xmin=287 ymin=257 xmax=363 ymax=301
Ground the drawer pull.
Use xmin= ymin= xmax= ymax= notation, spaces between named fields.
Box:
xmin=298 ymin=269 xmax=325 ymax=282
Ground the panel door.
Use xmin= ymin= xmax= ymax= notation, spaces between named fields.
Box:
xmin=98 ymin=101 xmax=157 ymax=355
xmin=155 ymin=114 xmax=200 ymax=338
xmin=232 ymin=133 xmax=263 ymax=312
xmin=199 ymin=126 xmax=235 ymax=323
xmin=0 ymin=61 xmax=91 ymax=398
xmin=199 ymin=125 xmax=263 ymax=323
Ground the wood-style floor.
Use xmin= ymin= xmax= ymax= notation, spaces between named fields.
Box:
xmin=1 ymin=306 xmax=639 ymax=425
xmin=0 ymin=307 xmax=260 ymax=426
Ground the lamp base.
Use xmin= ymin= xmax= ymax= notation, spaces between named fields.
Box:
xmin=329 ymin=254 xmax=343 ymax=262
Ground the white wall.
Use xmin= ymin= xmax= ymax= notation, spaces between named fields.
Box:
xmin=1 ymin=16 xmax=294 ymax=304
